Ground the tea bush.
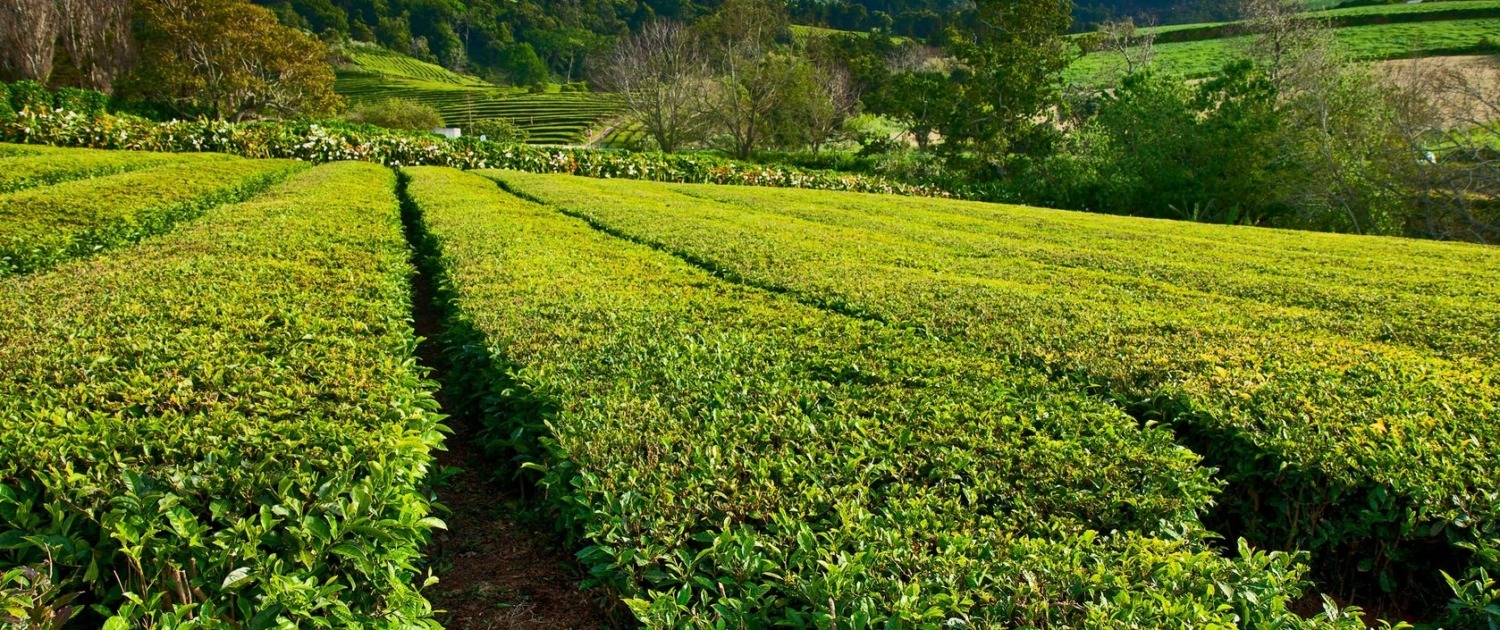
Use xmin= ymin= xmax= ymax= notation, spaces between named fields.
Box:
xmin=0 ymin=143 xmax=177 ymax=194
xmin=0 ymin=153 xmax=303 ymax=275
xmin=489 ymin=170 xmax=1500 ymax=622
xmin=402 ymin=166 xmax=1364 ymax=627
xmin=0 ymin=162 xmax=445 ymax=626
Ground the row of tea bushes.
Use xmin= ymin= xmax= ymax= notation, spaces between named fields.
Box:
xmin=0 ymin=162 xmax=446 ymax=626
xmin=0 ymin=152 xmax=303 ymax=275
xmin=1 ymin=106 xmax=949 ymax=198
xmin=488 ymin=170 xmax=1500 ymax=625
xmin=402 ymin=166 xmax=1364 ymax=627
xmin=0 ymin=143 xmax=177 ymax=194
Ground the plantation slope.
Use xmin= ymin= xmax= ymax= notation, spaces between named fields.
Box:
xmin=334 ymin=46 xmax=625 ymax=145
xmin=403 ymin=166 xmax=1363 ymax=628
xmin=339 ymin=42 xmax=490 ymax=86
xmin=0 ymin=144 xmax=177 ymax=194
xmin=1071 ymin=17 xmax=1500 ymax=81
xmin=487 ymin=170 xmax=1500 ymax=619
xmin=0 ymin=161 xmax=445 ymax=626
xmin=0 ymin=153 xmax=303 ymax=275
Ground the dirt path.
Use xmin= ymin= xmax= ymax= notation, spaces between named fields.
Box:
xmin=405 ymin=203 xmax=618 ymax=629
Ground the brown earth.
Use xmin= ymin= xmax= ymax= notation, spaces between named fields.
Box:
xmin=407 ymin=252 xmax=619 ymax=630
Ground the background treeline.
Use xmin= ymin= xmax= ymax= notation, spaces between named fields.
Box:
xmin=250 ymin=0 xmax=730 ymax=84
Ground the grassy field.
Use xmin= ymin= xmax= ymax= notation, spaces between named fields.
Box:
xmin=2 ymin=144 xmax=1497 ymax=626
xmin=334 ymin=44 xmax=624 ymax=145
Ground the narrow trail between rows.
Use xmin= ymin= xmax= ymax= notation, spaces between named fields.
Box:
xmin=400 ymin=174 xmax=617 ymax=629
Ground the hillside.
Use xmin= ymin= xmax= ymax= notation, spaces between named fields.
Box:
xmin=334 ymin=43 xmax=625 ymax=144
xmin=2 ymin=142 xmax=1496 ymax=626
xmin=1071 ymin=0 xmax=1500 ymax=82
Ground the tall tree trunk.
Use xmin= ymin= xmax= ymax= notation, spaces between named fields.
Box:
xmin=0 ymin=0 xmax=61 ymax=83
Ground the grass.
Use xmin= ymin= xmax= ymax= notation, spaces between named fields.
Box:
xmin=0 ymin=151 xmax=303 ymax=275
xmin=0 ymin=161 xmax=445 ymax=625
xmin=404 ymin=165 xmax=1360 ymax=627
xmin=335 ymin=44 xmax=624 ymax=145
xmin=488 ymin=170 xmax=1500 ymax=624
xmin=1072 ymin=16 xmax=1500 ymax=82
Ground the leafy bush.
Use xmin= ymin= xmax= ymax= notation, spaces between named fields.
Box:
xmin=344 ymin=97 xmax=444 ymax=130
xmin=7 ymin=81 xmax=51 ymax=113
xmin=493 ymin=171 xmax=1500 ymax=620
xmin=0 ymin=162 xmax=445 ymax=626
xmin=0 ymin=153 xmax=302 ymax=275
xmin=50 ymin=88 xmax=108 ymax=117
xmin=0 ymin=84 xmax=13 ymax=120
xmin=465 ymin=117 xmax=528 ymax=143
xmin=404 ymin=166 xmax=1365 ymax=627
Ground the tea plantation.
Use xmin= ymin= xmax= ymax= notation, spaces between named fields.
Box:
xmin=1 ymin=145 xmax=1496 ymax=627
xmin=334 ymin=45 xmax=625 ymax=145
xmin=1071 ymin=0 xmax=1500 ymax=82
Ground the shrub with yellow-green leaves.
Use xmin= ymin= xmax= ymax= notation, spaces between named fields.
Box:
xmin=403 ymin=166 xmax=1365 ymax=628
xmin=0 ymin=143 xmax=178 ymax=194
xmin=0 ymin=152 xmax=303 ymax=275
xmin=487 ymin=170 xmax=1500 ymax=623
xmin=0 ymin=162 xmax=446 ymax=627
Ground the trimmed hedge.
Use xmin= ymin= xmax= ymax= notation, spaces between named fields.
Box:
xmin=0 ymin=162 xmax=445 ymax=627
xmin=0 ymin=143 xmax=178 ymax=194
xmin=402 ymin=166 xmax=1364 ymax=627
xmin=0 ymin=153 xmax=303 ymax=275
xmin=487 ymin=171 xmax=1500 ymax=624
xmin=1 ymin=105 xmax=949 ymax=198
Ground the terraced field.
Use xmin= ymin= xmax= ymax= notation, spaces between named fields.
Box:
xmin=1072 ymin=0 xmax=1500 ymax=82
xmin=335 ymin=45 xmax=624 ymax=145
xmin=3 ymin=144 xmax=1497 ymax=627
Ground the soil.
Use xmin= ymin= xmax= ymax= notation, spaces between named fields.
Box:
xmin=406 ymin=240 xmax=618 ymax=630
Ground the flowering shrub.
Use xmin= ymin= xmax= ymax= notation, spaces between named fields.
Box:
xmin=2 ymin=107 xmax=952 ymax=198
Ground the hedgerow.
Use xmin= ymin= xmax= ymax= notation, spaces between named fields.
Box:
xmin=0 ymin=143 xmax=177 ymax=194
xmin=0 ymin=153 xmax=303 ymax=275
xmin=487 ymin=171 xmax=1500 ymax=622
xmin=0 ymin=105 xmax=948 ymax=198
xmin=402 ymin=165 xmax=1364 ymax=627
xmin=0 ymin=161 xmax=445 ymax=627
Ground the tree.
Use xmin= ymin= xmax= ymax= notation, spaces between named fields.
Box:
xmin=0 ymin=0 xmax=132 ymax=89
xmin=1238 ymin=0 xmax=1328 ymax=89
xmin=0 ymin=0 xmax=61 ymax=82
xmin=55 ymin=0 xmax=133 ymax=91
xmin=801 ymin=63 xmax=860 ymax=155
xmin=1086 ymin=16 xmax=1157 ymax=79
xmin=128 ymin=0 xmax=342 ymax=120
xmin=500 ymin=42 xmax=549 ymax=87
xmin=597 ymin=21 xmax=713 ymax=153
xmin=712 ymin=50 xmax=802 ymax=159
xmin=943 ymin=0 xmax=1076 ymax=161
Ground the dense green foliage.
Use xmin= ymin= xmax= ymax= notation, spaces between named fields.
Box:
xmin=464 ymin=118 xmax=529 ymax=143
xmin=0 ymin=153 xmax=302 ymax=275
xmin=0 ymin=162 xmax=445 ymax=626
xmin=254 ymin=0 xmax=712 ymax=84
xmin=405 ymin=165 xmax=1362 ymax=627
xmin=490 ymin=171 xmax=1500 ymax=623
xmin=0 ymin=144 xmax=175 ymax=194
xmin=345 ymin=98 xmax=446 ymax=130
